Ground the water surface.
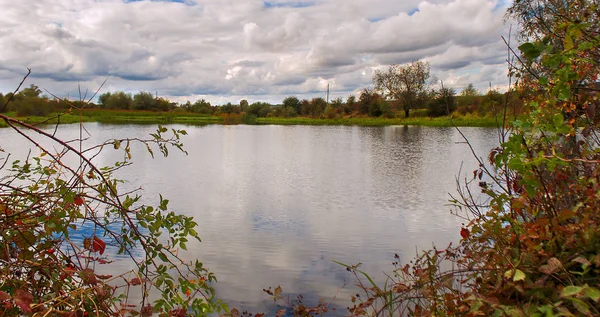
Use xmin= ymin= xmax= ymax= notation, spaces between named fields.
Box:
xmin=0 ymin=123 xmax=499 ymax=311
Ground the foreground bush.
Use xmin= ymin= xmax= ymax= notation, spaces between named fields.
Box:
xmin=0 ymin=89 xmax=226 ymax=316
xmin=334 ymin=1 xmax=600 ymax=316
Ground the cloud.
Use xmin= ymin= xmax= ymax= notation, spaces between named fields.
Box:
xmin=0 ymin=0 xmax=512 ymax=104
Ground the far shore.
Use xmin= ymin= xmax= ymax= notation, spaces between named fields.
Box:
xmin=0 ymin=109 xmax=510 ymax=128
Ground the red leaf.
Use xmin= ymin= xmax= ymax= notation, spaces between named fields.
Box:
xmin=13 ymin=289 xmax=33 ymax=313
xmin=74 ymin=195 xmax=84 ymax=206
xmin=460 ymin=227 xmax=470 ymax=239
xmin=130 ymin=277 xmax=141 ymax=286
xmin=0 ymin=291 xmax=10 ymax=301
xmin=92 ymin=236 xmax=106 ymax=255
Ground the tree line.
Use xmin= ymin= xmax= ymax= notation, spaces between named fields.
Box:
xmin=1 ymin=64 xmax=521 ymax=120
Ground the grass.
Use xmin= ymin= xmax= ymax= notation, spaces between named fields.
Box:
xmin=257 ymin=114 xmax=505 ymax=127
xmin=0 ymin=109 xmax=508 ymax=128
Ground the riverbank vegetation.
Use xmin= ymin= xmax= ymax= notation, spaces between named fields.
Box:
xmin=1 ymin=71 xmax=523 ymax=128
xmin=1 ymin=0 xmax=598 ymax=316
xmin=291 ymin=0 xmax=599 ymax=316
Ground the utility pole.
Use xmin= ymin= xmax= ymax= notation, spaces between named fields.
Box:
xmin=326 ymin=83 xmax=330 ymax=104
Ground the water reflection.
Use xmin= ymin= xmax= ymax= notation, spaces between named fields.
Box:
xmin=0 ymin=123 xmax=499 ymax=312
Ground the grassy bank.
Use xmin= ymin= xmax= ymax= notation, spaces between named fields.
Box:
xmin=257 ymin=114 xmax=505 ymax=127
xmin=0 ymin=109 xmax=507 ymax=128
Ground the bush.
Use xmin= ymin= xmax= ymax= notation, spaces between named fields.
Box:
xmin=0 ymin=103 xmax=227 ymax=315
xmin=328 ymin=2 xmax=600 ymax=316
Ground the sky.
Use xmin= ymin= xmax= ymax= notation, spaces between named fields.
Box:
xmin=0 ymin=0 xmax=514 ymax=105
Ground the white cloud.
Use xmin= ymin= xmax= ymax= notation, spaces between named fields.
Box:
xmin=0 ymin=0 xmax=513 ymax=104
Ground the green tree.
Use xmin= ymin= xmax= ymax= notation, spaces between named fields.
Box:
xmin=358 ymin=88 xmax=380 ymax=115
xmin=344 ymin=95 xmax=356 ymax=114
xmin=98 ymin=91 xmax=133 ymax=110
xmin=220 ymin=102 xmax=234 ymax=115
xmin=182 ymin=101 xmax=192 ymax=112
xmin=18 ymin=84 xmax=42 ymax=98
xmin=282 ymin=96 xmax=301 ymax=115
xmin=239 ymin=99 xmax=249 ymax=112
xmin=427 ymin=87 xmax=456 ymax=117
xmin=133 ymin=92 xmax=156 ymax=111
xmin=373 ymin=60 xmax=430 ymax=118
xmin=308 ymin=97 xmax=326 ymax=117
xmin=191 ymin=99 xmax=213 ymax=114
xmin=247 ymin=102 xmax=271 ymax=117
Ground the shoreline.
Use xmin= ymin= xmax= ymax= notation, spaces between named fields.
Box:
xmin=0 ymin=110 xmax=509 ymax=128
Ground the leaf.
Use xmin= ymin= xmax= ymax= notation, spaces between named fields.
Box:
xmin=79 ymin=268 xmax=98 ymax=285
xmin=572 ymin=256 xmax=591 ymax=267
xmin=518 ymin=42 xmax=542 ymax=59
xmin=584 ymin=287 xmax=600 ymax=302
xmin=513 ymin=269 xmax=526 ymax=282
xmin=460 ymin=227 xmax=470 ymax=239
xmin=92 ymin=236 xmax=106 ymax=255
xmin=273 ymin=285 xmax=283 ymax=300
xmin=83 ymin=237 xmax=91 ymax=250
xmin=130 ymin=277 xmax=141 ymax=286
xmin=74 ymin=195 xmax=84 ymax=206
xmin=568 ymin=297 xmax=589 ymax=314
xmin=540 ymin=257 xmax=562 ymax=274
xmin=561 ymin=286 xmax=583 ymax=297
xmin=504 ymin=269 xmax=526 ymax=281
xmin=13 ymin=289 xmax=33 ymax=313
xmin=0 ymin=291 xmax=9 ymax=301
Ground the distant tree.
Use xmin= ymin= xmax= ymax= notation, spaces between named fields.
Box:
xmin=481 ymin=89 xmax=504 ymax=116
xmin=373 ymin=60 xmax=430 ymax=117
xmin=156 ymin=98 xmax=173 ymax=111
xmin=247 ymin=102 xmax=271 ymax=117
xmin=182 ymin=101 xmax=192 ymax=112
xmin=300 ymin=99 xmax=310 ymax=116
xmin=282 ymin=96 xmax=301 ymax=115
xmin=456 ymin=83 xmax=481 ymax=113
xmin=133 ymin=92 xmax=156 ymax=111
xmin=428 ymin=87 xmax=456 ymax=117
xmin=323 ymin=104 xmax=336 ymax=119
xmin=18 ymin=84 xmax=43 ymax=98
xmin=461 ymin=83 xmax=480 ymax=97
xmin=358 ymin=88 xmax=380 ymax=115
xmin=98 ymin=91 xmax=133 ymax=110
xmin=239 ymin=99 xmax=249 ymax=112
xmin=191 ymin=99 xmax=212 ymax=114
xmin=308 ymin=97 xmax=327 ymax=117
xmin=345 ymin=95 xmax=356 ymax=114
xmin=331 ymin=97 xmax=343 ymax=111
xmin=220 ymin=102 xmax=234 ymax=115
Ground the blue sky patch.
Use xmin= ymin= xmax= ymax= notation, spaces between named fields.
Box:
xmin=408 ymin=8 xmax=419 ymax=16
xmin=368 ymin=17 xmax=385 ymax=23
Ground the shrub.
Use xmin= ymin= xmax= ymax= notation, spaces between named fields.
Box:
xmin=0 ymin=93 xmax=227 ymax=316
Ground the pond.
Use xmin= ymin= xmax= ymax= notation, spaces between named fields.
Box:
xmin=0 ymin=123 xmax=499 ymax=312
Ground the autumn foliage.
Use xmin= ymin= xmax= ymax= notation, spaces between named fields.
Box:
xmin=327 ymin=1 xmax=600 ymax=316
xmin=0 ymin=96 xmax=226 ymax=316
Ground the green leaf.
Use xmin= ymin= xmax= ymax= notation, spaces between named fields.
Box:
xmin=519 ymin=43 xmax=542 ymax=59
xmin=583 ymin=287 xmax=600 ymax=302
xmin=561 ymin=285 xmax=584 ymax=297
xmin=513 ymin=269 xmax=526 ymax=282
xmin=553 ymin=113 xmax=564 ymax=128
xmin=568 ymin=297 xmax=589 ymax=314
